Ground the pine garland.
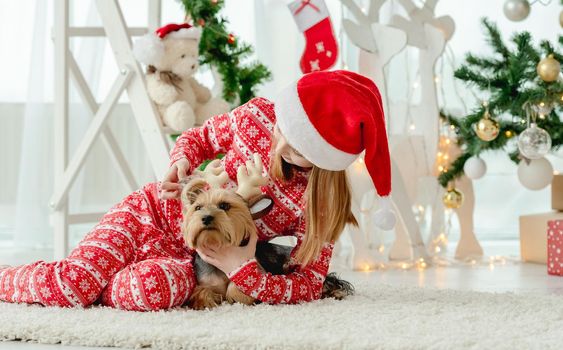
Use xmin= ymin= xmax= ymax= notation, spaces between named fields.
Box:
xmin=179 ymin=0 xmax=272 ymax=104
xmin=438 ymin=18 xmax=563 ymax=188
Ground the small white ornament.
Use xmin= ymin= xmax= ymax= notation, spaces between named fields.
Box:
xmin=503 ymin=0 xmax=530 ymax=22
xmin=517 ymin=157 xmax=554 ymax=191
xmin=463 ymin=156 xmax=487 ymax=180
xmin=517 ymin=123 xmax=552 ymax=160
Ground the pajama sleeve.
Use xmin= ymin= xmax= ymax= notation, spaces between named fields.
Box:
xmin=169 ymin=111 xmax=235 ymax=171
xmin=227 ymin=218 xmax=334 ymax=304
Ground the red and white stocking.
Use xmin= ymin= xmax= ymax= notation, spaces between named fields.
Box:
xmin=288 ymin=0 xmax=338 ymax=74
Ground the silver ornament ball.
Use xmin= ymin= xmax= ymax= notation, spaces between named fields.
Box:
xmin=517 ymin=123 xmax=552 ymax=160
xmin=503 ymin=0 xmax=530 ymax=22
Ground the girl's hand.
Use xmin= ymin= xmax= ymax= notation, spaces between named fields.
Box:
xmin=196 ymin=234 xmax=258 ymax=275
xmin=160 ymin=158 xmax=191 ymax=200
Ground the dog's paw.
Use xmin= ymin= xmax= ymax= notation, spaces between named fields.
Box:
xmin=188 ymin=287 xmax=224 ymax=310
xmin=226 ymin=283 xmax=255 ymax=305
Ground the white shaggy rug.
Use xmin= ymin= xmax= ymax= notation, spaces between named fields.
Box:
xmin=0 ymin=280 xmax=562 ymax=350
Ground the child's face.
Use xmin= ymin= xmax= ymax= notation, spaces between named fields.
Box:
xmin=273 ymin=125 xmax=313 ymax=168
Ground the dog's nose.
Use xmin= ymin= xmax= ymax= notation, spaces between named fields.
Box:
xmin=202 ymin=215 xmax=214 ymax=226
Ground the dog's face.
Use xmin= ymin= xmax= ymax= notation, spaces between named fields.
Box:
xmin=181 ymin=178 xmax=258 ymax=250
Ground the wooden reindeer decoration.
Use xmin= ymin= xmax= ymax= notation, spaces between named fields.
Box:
xmin=340 ymin=0 xmax=429 ymax=269
xmin=389 ymin=0 xmax=481 ymax=260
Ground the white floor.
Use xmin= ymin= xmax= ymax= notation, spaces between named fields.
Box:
xmin=1 ymin=241 xmax=562 ymax=349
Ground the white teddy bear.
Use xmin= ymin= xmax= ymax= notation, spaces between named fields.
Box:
xmin=133 ymin=23 xmax=230 ymax=132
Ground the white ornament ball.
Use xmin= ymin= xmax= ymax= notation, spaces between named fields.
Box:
xmin=464 ymin=156 xmax=487 ymax=180
xmin=517 ymin=123 xmax=552 ymax=160
xmin=503 ymin=0 xmax=530 ymax=22
xmin=517 ymin=157 xmax=554 ymax=191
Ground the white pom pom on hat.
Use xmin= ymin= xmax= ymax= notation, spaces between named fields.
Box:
xmin=274 ymin=70 xmax=396 ymax=230
xmin=133 ymin=33 xmax=165 ymax=65
xmin=133 ymin=23 xmax=202 ymax=66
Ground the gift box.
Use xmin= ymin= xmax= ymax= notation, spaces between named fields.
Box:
xmin=552 ymin=175 xmax=563 ymax=211
xmin=519 ymin=212 xmax=563 ymax=264
xmin=548 ymin=220 xmax=563 ymax=276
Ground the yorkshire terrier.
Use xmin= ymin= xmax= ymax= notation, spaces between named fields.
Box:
xmin=180 ymin=155 xmax=354 ymax=310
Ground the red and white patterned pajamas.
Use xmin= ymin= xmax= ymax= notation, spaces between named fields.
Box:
xmin=0 ymin=182 xmax=195 ymax=311
xmin=0 ymin=97 xmax=333 ymax=310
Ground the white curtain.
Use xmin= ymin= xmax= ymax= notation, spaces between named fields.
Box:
xmin=13 ymin=0 xmax=54 ymax=247
xmin=0 ymin=0 xmax=561 ymax=250
xmin=7 ymin=0 xmax=155 ymax=249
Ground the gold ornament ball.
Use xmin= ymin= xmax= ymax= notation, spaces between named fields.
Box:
xmin=443 ymin=188 xmax=464 ymax=209
xmin=537 ymin=54 xmax=561 ymax=82
xmin=475 ymin=115 xmax=500 ymax=141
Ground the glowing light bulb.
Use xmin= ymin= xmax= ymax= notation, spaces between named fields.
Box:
xmin=409 ymin=123 xmax=416 ymax=131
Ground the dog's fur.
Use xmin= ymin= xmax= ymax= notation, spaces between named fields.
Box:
xmin=181 ymin=177 xmax=354 ymax=310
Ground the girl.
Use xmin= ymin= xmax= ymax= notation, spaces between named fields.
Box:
xmin=0 ymin=69 xmax=394 ymax=311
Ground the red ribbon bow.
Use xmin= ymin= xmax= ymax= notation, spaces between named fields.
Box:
xmin=294 ymin=0 xmax=320 ymax=15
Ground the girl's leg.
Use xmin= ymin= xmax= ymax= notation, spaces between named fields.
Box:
xmin=0 ymin=188 xmax=154 ymax=307
xmin=100 ymin=257 xmax=196 ymax=311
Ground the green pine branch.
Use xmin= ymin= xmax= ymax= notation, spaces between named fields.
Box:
xmin=438 ymin=18 xmax=563 ymax=188
xmin=179 ymin=0 xmax=272 ymax=104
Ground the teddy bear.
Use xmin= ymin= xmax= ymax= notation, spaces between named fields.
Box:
xmin=133 ymin=23 xmax=230 ymax=132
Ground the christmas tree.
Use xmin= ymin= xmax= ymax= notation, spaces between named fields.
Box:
xmin=438 ymin=18 xmax=563 ymax=188
xmin=179 ymin=0 xmax=272 ymax=104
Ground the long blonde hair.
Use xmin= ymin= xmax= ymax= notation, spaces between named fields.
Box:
xmin=270 ymin=145 xmax=358 ymax=266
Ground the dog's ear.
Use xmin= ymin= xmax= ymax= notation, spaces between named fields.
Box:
xmin=248 ymin=194 xmax=274 ymax=220
xmin=180 ymin=178 xmax=208 ymax=205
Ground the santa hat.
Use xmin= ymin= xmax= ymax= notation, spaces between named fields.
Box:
xmin=133 ymin=23 xmax=202 ymax=66
xmin=274 ymin=70 xmax=396 ymax=230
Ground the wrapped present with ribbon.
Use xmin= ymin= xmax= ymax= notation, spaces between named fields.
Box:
xmin=548 ymin=220 xmax=563 ymax=276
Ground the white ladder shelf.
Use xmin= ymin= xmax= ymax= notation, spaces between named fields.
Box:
xmin=50 ymin=0 xmax=171 ymax=259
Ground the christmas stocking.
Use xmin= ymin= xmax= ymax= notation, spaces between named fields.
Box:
xmin=288 ymin=0 xmax=338 ymax=74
